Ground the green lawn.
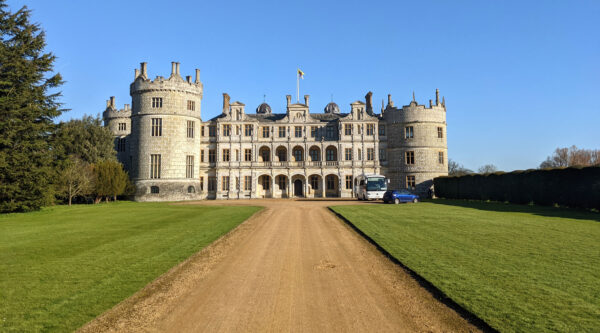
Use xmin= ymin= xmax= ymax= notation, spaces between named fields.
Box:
xmin=331 ymin=200 xmax=600 ymax=333
xmin=0 ymin=202 xmax=261 ymax=332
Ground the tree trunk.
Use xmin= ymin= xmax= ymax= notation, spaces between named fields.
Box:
xmin=113 ymin=194 xmax=117 ymax=201
xmin=94 ymin=196 xmax=101 ymax=204
xmin=68 ymin=183 xmax=72 ymax=206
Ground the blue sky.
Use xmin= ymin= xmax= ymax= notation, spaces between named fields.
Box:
xmin=7 ymin=0 xmax=600 ymax=171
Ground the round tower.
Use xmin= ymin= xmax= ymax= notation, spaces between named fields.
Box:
xmin=383 ymin=90 xmax=448 ymax=195
xmin=129 ymin=62 xmax=204 ymax=201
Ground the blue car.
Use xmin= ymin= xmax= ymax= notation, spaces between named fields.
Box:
xmin=383 ymin=189 xmax=420 ymax=204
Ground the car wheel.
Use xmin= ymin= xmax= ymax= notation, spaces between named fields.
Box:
xmin=383 ymin=200 xmax=388 ymax=204
xmin=394 ymin=198 xmax=400 ymax=204
xmin=413 ymin=198 xmax=418 ymax=203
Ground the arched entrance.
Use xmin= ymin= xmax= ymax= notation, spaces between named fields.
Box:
xmin=257 ymin=175 xmax=272 ymax=198
xmin=294 ymin=179 xmax=303 ymax=197
xmin=325 ymin=174 xmax=339 ymax=197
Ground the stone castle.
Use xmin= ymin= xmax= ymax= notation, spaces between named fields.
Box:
xmin=103 ymin=62 xmax=448 ymax=201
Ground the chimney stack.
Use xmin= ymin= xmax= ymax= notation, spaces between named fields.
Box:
xmin=387 ymin=94 xmax=393 ymax=107
xmin=436 ymin=88 xmax=440 ymax=105
xmin=186 ymin=75 xmax=192 ymax=83
xmin=176 ymin=62 xmax=180 ymax=76
xmin=286 ymin=95 xmax=291 ymax=106
xmin=195 ymin=69 xmax=200 ymax=83
xmin=134 ymin=68 xmax=140 ymax=79
xmin=429 ymin=99 xmax=433 ymax=108
xmin=110 ymin=96 xmax=115 ymax=108
xmin=171 ymin=62 xmax=177 ymax=76
xmin=140 ymin=62 xmax=147 ymax=78
xmin=124 ymin=104 xmax=130 ymax=110
xmin=304 ymin=95 xmax=310 ymax=106
xmin=222 ymin=93 xmax=230 ymax=113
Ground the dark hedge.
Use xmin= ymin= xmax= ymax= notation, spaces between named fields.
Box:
xmin=434 ymin=166 xmax=600 ymax=209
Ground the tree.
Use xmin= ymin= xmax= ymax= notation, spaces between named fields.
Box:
xmin=478 ymin=164 xmax=498 ymax=174
xmin=54 ymin=115 xmax=116 ymax=164
xmin=93 ymin=160 xmax=129 ymax=203
xmin=448 ymin=159 xmax=473 ymax=176
xmin=0 ymin=1 xmax=64 ymax=212
xmin=58 ymin=156 xmax=95 ymax=206
xmin=540 ymin=146 xmax=600 ymax=168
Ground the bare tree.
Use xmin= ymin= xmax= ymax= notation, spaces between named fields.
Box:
xmin=448 ymin=159 xmax=473 ymax=176
xmin=59 ymin=156 xmax=95 ymax=206
xmin=540 ymin=146 xmax=600 ymax=168
xmin=478 ymin=164 xmax=498 ymax=174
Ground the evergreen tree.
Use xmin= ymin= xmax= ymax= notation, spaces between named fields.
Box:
xmin=0 ymin=1 xmax=63 ymax=212
xmin=93 ymin=160 xmax=129 ymax=203
xmin=54 ymin=115 xmax=116 ymax=164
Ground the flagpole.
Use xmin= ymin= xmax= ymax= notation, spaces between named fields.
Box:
xmin=296 ymin=70 xmax=299 ymax=102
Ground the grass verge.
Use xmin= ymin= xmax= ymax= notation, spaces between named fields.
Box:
xmin=0 ymin=202 xmax=261 ymax=332
xmin=330 ymin=200 xmax=600 ymax=332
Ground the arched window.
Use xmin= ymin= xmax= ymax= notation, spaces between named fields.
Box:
xmin=293 ymin=147 xmax=303 ymax=161
xmin=151 ymin=186 xmax=159 ymax=194
xmin=187 ymin=186 xmax=195 ymax=193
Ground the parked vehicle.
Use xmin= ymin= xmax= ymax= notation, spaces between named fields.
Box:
xmin=355 ymin=174 xmax=388 ymax=200
xmin=383 ymin=189 xmax=419 ymax=204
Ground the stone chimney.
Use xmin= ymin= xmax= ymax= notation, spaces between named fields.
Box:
xmin=176 ymin=62 xmax=180 ymax=76
xmin=134 ymin=68 xmax=140 ymax=79
xmin=110 ymin=96 xmax=115 ymax=108
xmin=171 ymin=62 xmax=177 ymax=77
xmin=195 ymin=69 xmax=200 ymax=83
xmin=304 ymin=95 xmax=310 ymax=106
xmin=365 ymin=91 xmax=373 ymax=113
xmin=222 ymin=93 xmax=230 ymax=113
xmin=429 ymin=99 xmax=433 ymax=108
xmin=140 ymin=62 xmax=147 ymax=78
xmin=286 ymin=95 xmax=291 ymax=106
xmin=186 ymin=75 xmax=192 ymax=83
xmin=436 ymin=89 xmax=440 ymax=105
xmin=387 ymin=94 xmax=394 ymax=107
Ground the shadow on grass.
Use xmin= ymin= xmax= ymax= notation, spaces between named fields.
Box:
xmin=328 ymin=207 xmax=499 ymax=333
xmin=427 ymin=199 xmax=600 ymax=223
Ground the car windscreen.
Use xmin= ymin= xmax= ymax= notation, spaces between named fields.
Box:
xmin=366 ymin=178 xmax=387 ymax=191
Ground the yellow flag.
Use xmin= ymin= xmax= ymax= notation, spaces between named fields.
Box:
xmin=297 ymin=68 xmax=304 ymax=79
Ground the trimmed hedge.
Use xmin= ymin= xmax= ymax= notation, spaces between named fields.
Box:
xmin=434 ymin=166 xmax=600 ymax=209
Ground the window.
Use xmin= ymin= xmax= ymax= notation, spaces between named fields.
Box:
xmin=310 ymin=148 xmax=320 ymax=161
xmin=244 ymin=124 xmax=253 ymax=136
xmin=405 ymin=126 xmax=414 ymax=139
xmin=438 ymin=151 xmax=444 ymax=164
xmin=117 ymin=138 xmax=126 ymax=152
xmin=187 ymin=100 xmax=195 ymax=111
xmin=295 ymin=126 xmax=302 ymax=138
xmin=406 ymin=175 xmax=416 ymax=189
xmin=379 ymin=148 xmax=386 ymax=161
xmin=345 ymin=148 xmax=352 ymax=161
xmin=187 ymin=120 xmax=195 ymax=138
xmin=366 ymin=124 xmax=374 ymax=135
xmin=187 ymin=186 xmax=195 ymax=193
xmin=151 ymin=186 xmax=159 ymax=194
xmin=344 ymin=124 xmax=352 ymax=135
xmin=151 ymin=97 xmax=163 ymax=108
xmin=293 ymin=148 xmax=303 ymax=161
xmin=244 ymin=149 xmax=252 ymax=162
xmin=310 ymin=126 xmax=317 ymax=138
xmin=150 ymin=154 xmax=161 ymax=179
xmin=326 ymin=175 xmax=335 ymax=190
xmin=200 ymin=177 xmax=204 ymax=191
xmin=244 ymin=176 xmax=252 ymax=191
xmin=200 ymin=150 xmax=205 ymax=162
xmin=262 ymin=177 xmax=270 ymax=190
xmin=326 ymin=148 xmax=336 ymax=161
xmin=262 ymin=126 xmax=270 ymax=138
xmin=222 ymin=176 xmax=230 ymax=191
xmin=186 ymin=155 xmax=194 ymax=178
xmin=345 ymin=175 xmax=352 ymax=190
xmin=151 ymin=118 xmax=162 ymax=136
xmin=118 ymin=123 xmax=126 ymax=131
xmin=223 ymin=124 xmax=231 ymax=137
xmin=405 ymin=151 xmax=415 ymax=165
xmin=201 ymin=126 xmax=205 ymax=136
xmin=379 ymin=125 xmax=385 ymax=136
xmin=310 ymin=176 xmax=319 ymax=190
xmin=209 ymin=149 xmax=216 ymax=163
xmin=358 ymin=148 xmax=362 ymax=160
xmin=222 ymin=149 xmax=230 ymax=162
xmin=367 ymin=148 xmax=374 ymax=161
xmin=279 ymin=126 xmax=286 ymax=138
xmin=437 ymin=127 xmax=444 ymax=138
xmin=277 ymin=176 xmax=286 ymax=190
xmin=209 ymin=126 xmax=216 ymax=137
xmin=326 ymin=126 xmax=334 ymax=138
xmin=208 ymin=177 xmax=216 ymax=191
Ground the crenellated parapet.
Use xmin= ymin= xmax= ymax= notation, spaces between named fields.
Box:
xmin=382 ymin=89 xmax=446 ymax=124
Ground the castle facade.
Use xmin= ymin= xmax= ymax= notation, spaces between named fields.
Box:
xmin=103 ymin=62 xmax=448 ymax=201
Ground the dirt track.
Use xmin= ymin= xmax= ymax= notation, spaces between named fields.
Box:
xmin=80 ymin=199 xmax=479 ymax=332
